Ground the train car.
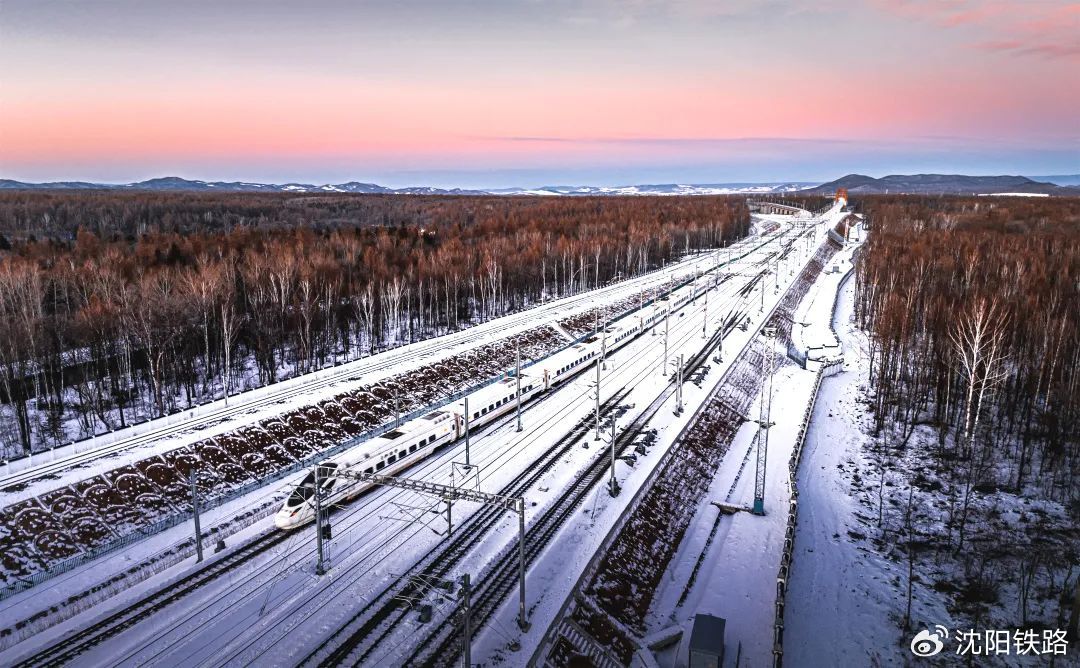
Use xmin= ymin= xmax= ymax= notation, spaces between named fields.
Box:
xmin=537 ymin=342 xmax=598 ymax=390
xmin=275 ymin=374 xmax=544 ymax=530
xmin=449 ymin=374 xmax=542 ymax=433
xmin=274 ymin=410 xmax=455 ymax=529
xmin=274 ymin=277 xmax=715 ymax=531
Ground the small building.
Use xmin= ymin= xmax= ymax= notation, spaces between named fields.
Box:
xmin=688 ymin=614 xmax=726 ymax=668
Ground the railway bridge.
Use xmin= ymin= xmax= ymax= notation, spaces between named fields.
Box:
xmin=747 ymin=200 xmax=809 ymax=216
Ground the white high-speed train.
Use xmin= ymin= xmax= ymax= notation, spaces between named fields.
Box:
xmin=274 ymin=277 xmax=706 ymax=530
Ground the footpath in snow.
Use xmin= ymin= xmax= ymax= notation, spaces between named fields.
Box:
xmin=784 ymin=253 xmax=959 ymax=666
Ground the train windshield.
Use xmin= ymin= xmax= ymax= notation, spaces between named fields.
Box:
xmin=286 ymin=472 xmax=316 ymax=507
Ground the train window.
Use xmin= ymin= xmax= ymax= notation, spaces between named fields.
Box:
xmin=376 ymin=461 xmax=386 ymax=471
xmin=364 ymin=467 xmax=373 ymax=475
xmin=473 ymin=411 xmax=479 ymax=419
xmin=388 ymin=454 xmax=397 ymax=465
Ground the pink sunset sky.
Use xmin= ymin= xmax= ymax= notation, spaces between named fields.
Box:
xmin=1 ymin=0 xmax=1077 ymax=188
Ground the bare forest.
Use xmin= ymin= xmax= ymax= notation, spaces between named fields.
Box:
xmin=0 ymin=192 xmax=748 ymax=457
xmin=853 ymin=195 xmax=1080 ymax=634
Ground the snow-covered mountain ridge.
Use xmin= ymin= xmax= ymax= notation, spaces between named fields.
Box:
xmin=0 ymin=177 xmax=813 ymax=196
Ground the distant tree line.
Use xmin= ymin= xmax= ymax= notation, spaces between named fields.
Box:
xmin=0 ymin=193 xmax=749 ymax=455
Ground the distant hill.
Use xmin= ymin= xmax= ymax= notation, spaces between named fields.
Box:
xmin=3 ymin=174 xmax=1074 ymax=196
xmin=1031 ymin=174 xmax=1080 ymax=187
xmin=0 ymin=176 xmax=812 ymax=196
xmin=806 ymin=173 xmax=1078 ymax=196
xmin=0 ymin=177 xmax=491 ymax=195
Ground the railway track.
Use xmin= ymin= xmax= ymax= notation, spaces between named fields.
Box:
xmin=16 ymin=280 xmax=710 ymax=667
xmin=10 ymin=369 xmax=600 ymax=668
xmin=14 ymin=530 xmax=291 ymax=668
xmin=301 ymin=390 xmax=633 ymax=667
xmin=198 ymin=270 xmax=754 ymax=666
xmin=405 ymin=315 xmax=739 ymax=667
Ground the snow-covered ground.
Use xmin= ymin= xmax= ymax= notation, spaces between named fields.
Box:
xmin=785 ymin=253 xmax=958 ymax=666
xmin=649 ymin=361 xmax=814 ymax=667
xmin=0 ymin=217 xmax=823 ymax=666
xmin=785 ymin=250 xmax=1079 ymax=668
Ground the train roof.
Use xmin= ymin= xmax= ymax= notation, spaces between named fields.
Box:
xmin=451 ymin=373 xmax=539 ymax=410
xmin=373 ymin=418 xmax=425 ymax=440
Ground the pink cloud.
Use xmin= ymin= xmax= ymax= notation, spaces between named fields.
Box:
xmin=875 ymin=0 xmax=1080 ymax=60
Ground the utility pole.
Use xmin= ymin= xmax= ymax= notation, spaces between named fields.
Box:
xmin=600 ymin=322 xmax=608 ymax=370
xmin=515 ymin=343 xmax=522 ymax=432
xmin=718 ymin=311 xmax=727 ymax=362
xmin=702 ymin=282 xmax=709 ymax=339
xmin=753 ymin=327 xmax=777 ymax=515
xmin=464 ymin=397 xmax=471 ymax=466
xmin=675 ymin=355 xmax=684 ymax=413
xmin=461 ymin=573 xmax=472 ymax=668
xmin=594 ymin=360 xmax=601 ymax=441
xmin=518 ymin=508 xmax=527 ymax=629
xmin=608 ymin=418 xmax=618 ymax=496
xmin=314 ymin=463 xmax=326 ymax=574
xmin=190 ymin=466 xmax=203 ymax=563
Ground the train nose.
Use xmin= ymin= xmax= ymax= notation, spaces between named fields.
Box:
xmin=274 ymin=509 xmax=295 ymax=530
